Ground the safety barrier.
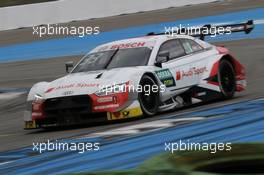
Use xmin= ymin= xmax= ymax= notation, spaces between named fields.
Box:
xmin=0 ymin=0 xmax=216 ymax=31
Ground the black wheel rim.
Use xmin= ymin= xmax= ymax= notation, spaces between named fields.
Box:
xmin=139 ymin=78 xmax=158 ymax=113
xmin=220 ymin=62 xmax=235 ymax=95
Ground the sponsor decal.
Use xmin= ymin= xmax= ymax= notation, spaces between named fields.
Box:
xmin=97 ymin=96 xmax=114 ymax=103
xmin=45 ymin=83 xmax=100 ymax=93
xmin=155 ymin=69 xmax=176 ymax=87
xmin=110 ymin=42 xmax=146 ymax=49
xmin=122 ymin=111 xmax=130 ymax=116
xmin=107 ymin=107 xmax=143 ymax=120
xmin=76 ymin=83 xmax=100 ymax=88
xmin=90 ymin=88 xmax=129 ymax=112
xmin=94 ymin=104 xmax=119 ymax=110
xmin=96 ymin=40 xmax=155 ymax=51
xmin=56 ymin=84 xmax=75 ymax=89
xmin=177 ymin=66 xmax=208 ymax=80
xmin=24 ymin=121 xmax=37 ymax=129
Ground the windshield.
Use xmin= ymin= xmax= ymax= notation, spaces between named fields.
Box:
xmin=71 ymin=47 xmax=152 ymax=73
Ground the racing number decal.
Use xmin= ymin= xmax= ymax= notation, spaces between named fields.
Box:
xmin=155 ymin=69 xmax=176 ymax=87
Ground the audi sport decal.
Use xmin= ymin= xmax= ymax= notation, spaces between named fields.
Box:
xmin=181 ymin=67 xmax=208 ymax=79
xmin=45 ymin=83 xmax=101 ymax=93
xmin=175 ymin=66 xmax=208 ymax=81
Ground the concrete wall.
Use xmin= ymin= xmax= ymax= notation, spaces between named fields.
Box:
xmin=0 ymin=0 xmax=216 ymax=31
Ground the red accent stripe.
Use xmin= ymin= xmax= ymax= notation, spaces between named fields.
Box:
xmin=207 ymin=60 xmax=220 ymax=86
xmin=176 ymin=71 xmax=181 ymax=80
xmin=216 ymin=46 xmax=229 ymax=54
xmin=207 ymin=81 xmax=219 ymax=86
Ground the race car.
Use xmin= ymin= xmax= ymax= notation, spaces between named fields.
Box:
xmin=24 ymin=20 xmax=253 ymax=129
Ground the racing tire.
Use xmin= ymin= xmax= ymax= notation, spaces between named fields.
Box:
xmin=218 ymin=59 xmax=236 ymax=99
xmin=138 ymin=75 xmax=159 ymax=116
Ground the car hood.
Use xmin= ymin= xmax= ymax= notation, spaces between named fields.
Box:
xmin=43 ymin=67 xmax=147 ymax=99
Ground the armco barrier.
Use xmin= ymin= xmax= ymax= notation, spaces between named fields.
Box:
xmin=0 ymin=0 xmax=215 ymax=31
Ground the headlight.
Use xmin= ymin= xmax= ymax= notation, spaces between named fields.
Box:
xmin=95 ymin=82 xmax=127 ymax=96
xmin=33 ymin=94 xmax=44 ymax=102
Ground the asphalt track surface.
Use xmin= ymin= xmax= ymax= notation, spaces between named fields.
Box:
xmin=0 ymin=0 xmax=263 ymax=154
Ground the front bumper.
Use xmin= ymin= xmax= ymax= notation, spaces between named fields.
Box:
xmin=24 ymin=95 xmax=142 ymax=129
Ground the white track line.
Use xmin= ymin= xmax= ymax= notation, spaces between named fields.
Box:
xmin=79 ymin=117 xmax=205 ymax=138
xmin=0 ymin=92 xmax=24 ymax=100
xmin=0 ymin=161 xmax=13 ymax=166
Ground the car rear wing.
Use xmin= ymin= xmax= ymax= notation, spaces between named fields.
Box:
xmin=147 ymin=20 xmax=254 ymax=40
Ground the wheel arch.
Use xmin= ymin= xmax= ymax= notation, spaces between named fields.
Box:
xmin=220 ymin=54 xmax=235 ymax=68
xmin=142 ymin=72 xmax=159 ymax=85
xmin=27 ymin=81 xmax=49 ymax=101
xmin=138 ymin=72 xmax=160 ymax=116
xmin=220 ymin=54 xmax=246 ymax=92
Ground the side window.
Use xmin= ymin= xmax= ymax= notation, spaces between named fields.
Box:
xmin=181 ymin=39 xmax=203 ymax=54
xmin=158 ymin=39 xmax=185 ymax=60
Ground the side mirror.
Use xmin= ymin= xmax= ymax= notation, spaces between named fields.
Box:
xmin=155 ymin=51 xmax=169 ymax=67
xmin=65 ymin=61 xmax=74 ymax=73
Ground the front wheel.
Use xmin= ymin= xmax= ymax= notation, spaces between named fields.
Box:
xmin=218 ymin=60 xmax=236 ymax=99
xmin=138 ymin=75 xmax=159 ymax=116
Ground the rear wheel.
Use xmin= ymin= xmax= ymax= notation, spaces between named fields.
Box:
xmin=138 ymin=75 xmax=159 ymax=116
xmin=218 ymin=60 xmax=236 ymax=99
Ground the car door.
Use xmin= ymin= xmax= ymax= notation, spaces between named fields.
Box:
xmin=178 ymin=38 xmax=211 ymax=88
xmin=154 ymin=39 xmax=185 ymax=92
xmin=156 ymin=38 xmax=208 ymax=91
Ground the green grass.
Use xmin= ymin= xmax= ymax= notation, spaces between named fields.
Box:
xmin=0 ymin=0 xmax=57 ymax=7
xmin=68 ymin=143 xmax=264 ymax=175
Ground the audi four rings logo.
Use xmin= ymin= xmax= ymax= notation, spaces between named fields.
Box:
xmin=62 ymin=91 xmax=74 ymax=95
